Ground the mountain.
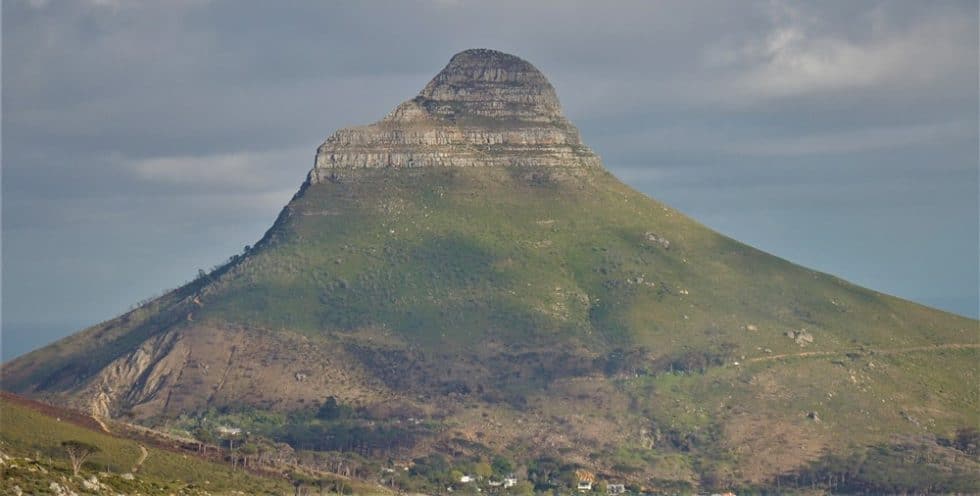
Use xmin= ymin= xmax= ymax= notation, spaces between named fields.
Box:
xmin=3 ymin=49 xmax=977 ymax=492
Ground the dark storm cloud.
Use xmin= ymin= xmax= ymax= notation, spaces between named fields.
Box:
xmin=3 ymin=0 xmax=977 ymax=360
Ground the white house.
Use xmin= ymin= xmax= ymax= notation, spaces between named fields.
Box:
xmin=216 ymin=425 xmax=241 ymax=436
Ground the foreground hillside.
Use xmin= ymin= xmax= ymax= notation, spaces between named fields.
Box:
xmin=0 ymin=393 xmax=297 ymax=495
xmin=3 ymin=49 xmax=978 ymax=493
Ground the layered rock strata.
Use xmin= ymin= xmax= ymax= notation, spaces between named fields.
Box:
xmin=310 ymin=49 xmax=600 ymax=183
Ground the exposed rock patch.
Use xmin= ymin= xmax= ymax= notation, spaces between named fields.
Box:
xmin=644 ymin=232 xmax=670 ymax=249
xmin=785 ymin=329 xmax=814 ymax=347
xmin=64 ymin=325 xmax=393 ymax=419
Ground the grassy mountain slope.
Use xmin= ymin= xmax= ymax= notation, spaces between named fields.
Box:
xmin=0 ymin=393 xmax=296 ymax=495
xmin=216 ymin=165 xmax=972 ymax=351
xmin=4 ymin=164 xmax=975 ymax=490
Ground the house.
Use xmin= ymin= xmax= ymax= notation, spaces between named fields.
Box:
xmin=459 ymin=474 xmax=474 ymax=483
xmin=608 ymin=483 xmax=626 ymax=494
xmin=575 ymin=468 xmax=596 ymax=491
xmin=490 ymin=475 xmax=518 ymax=488
xmin=216 ymin=425 xmax=241 ymax=436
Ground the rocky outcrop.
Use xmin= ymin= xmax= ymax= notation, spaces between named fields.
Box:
xmin=63 ymin=324 xmax=393 ymax=419
xmin=309 ymin=49 xmax=600 ymax=182
xmin=87 ymin=329 xmax=188 ymax=418
xmin=417 ymin=48 xmax=562 ymax=122
xmin=786 ymin=329 xmax=815 ymax=347
xmin=644 ymin=232 xmax=671 ymax=249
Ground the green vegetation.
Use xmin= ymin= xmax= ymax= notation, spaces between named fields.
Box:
xmin=0 ymin=396 xmax=293 ymax=494
xmin=200 ymin=166 xmax=974 ymax=359
xmin=61 ymin=440 xmax=100 ymax=476
xmin=3 ymin=165 xmax=977 ymax=491
xmin=771 ymin=437 xmax=980 ymax=493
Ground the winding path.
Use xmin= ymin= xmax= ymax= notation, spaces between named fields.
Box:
xmin=747 ymin=342 xmax=979 ymax=364
xmin=133 ymin=445 xmax=149 ymax=473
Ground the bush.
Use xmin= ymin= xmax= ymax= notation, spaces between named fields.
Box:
xmin=491 ymin=455 xmax=514 ymax=476
xmin=954 ymin=427 xmax=980 ymax=455
xmin=316 ymin=396 xmax=353 ymax=421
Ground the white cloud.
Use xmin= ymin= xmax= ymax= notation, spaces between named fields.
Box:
xmin=126 ymin=147 xmax=310 ymax=190
xmin=565 ymin=3 xmax=976 ymax=117
xmin=707 ymin=3 xmax=976 ymax=101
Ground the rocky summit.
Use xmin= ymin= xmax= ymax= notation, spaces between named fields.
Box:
xmin=311 ymin=49 xmax=599 ymax=177
xmin=3 ymin=49 xmax=978 ymax=493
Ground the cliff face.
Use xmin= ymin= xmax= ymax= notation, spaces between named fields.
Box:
xmin=310 ymin=49 xmax=600 ymax=179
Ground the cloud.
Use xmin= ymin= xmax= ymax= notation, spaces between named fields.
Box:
xmin=730 ymin=120 xmax=976 ymax=157
xmin=127 ymin=148 xmax=311 ymax=191
xmin=560 ymin=1 xmax=976 ymax=117
xmin=706 ymin=2 xmax=976 ymax=102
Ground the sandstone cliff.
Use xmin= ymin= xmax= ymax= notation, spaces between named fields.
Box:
xmin=309 ymin=49 xmax=600 ymax=181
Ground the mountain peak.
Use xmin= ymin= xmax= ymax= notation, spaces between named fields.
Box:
xmin=310 ymin=49 xmax=598 ymax=178
xmin=416 ymin=49 xmax=562 ymax=121
xmin=430 ymin=48 xmax=548 ymax=87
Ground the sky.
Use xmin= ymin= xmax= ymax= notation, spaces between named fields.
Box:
xmin=2 ymin=0 xmax=977 ymax=361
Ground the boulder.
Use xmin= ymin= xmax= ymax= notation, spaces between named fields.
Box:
xmin=644 ymin=232 xmax=671 ymax=249
xmin=786 ymin=329 xmax=814 ymax=346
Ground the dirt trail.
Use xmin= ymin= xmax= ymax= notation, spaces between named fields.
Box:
xmin=133 ymin=445 xmax=149 ymax=472
xmin=747 ymin=342 xmax=979 ymax=364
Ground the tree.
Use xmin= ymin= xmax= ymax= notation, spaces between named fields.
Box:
xmin=512 ymin=480 xmax=535 ymax=496
xmin=290 ymin=472 xmax=318 ymax=496
xmin=411 ymin=453 xmax=450 ymax=483
xmin=62 ymin=440 xmax=100 ymax=477
xmin=492 ymin=455 xmax=514 ymax=476
xmin=472 ymin=460 xmax=493 ymax=479
xmin=193 ymin=426 xmax=216 ymax=455
xmin=316 ymin=396 xmax=352 ymax=421
xmin=240 ymin=443 xmax=258 ymax=469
